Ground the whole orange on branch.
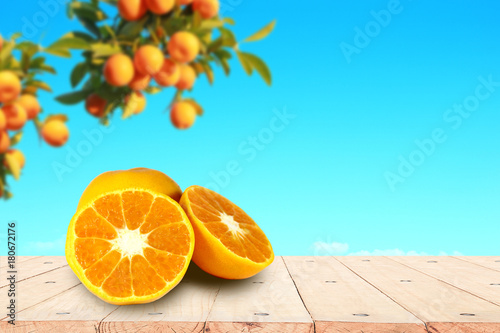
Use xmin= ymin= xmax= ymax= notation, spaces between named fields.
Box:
xmin=0 ymin=33 xmax=70 ymax=199
xmin=55 ymin=0 xmax=276 ymax=129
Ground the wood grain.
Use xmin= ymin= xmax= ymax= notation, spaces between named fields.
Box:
xmin=284 ymin=256 xmax=427 ymax=333
xmin=101 ymin=263 xmax=221 ymax=333
xmin=1 ymin=256 xmax=68 ymax=287
xmin=390 ymin=256 xmax=500 ymax=306
xmin=205 ymin=257 xmax=314 ymax=332
xmin=337 ymin=256 xmax=500 ymax=331
xmin=0 ymin=266 xmax=81 ymax=321
xmin=454 ymin=256 xmax=500 ymax=272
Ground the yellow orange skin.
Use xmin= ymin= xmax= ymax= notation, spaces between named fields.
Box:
xmin=85 ymin=94 xmax=107 ymax=118
xmin=153 ymin=59 xmax=181 ymax=86
xmin=3 ymin=103 xmax=27 ymax=131
xmin=176 ymin=64 xmax=196 ymax=90
xmin=41 ymin=119 xmax=69 ymax=147
xmin=0 ymin=109 xmax=6 ymax=130
xmin=180 ymin=185 xmax=275 ymax=279
xmin=146 ymin=0 xmax=175 ymax=14
xmin=167 ymin=32 xmax=200 ymax=63
xmin=170 ymin=102 xmax=196 ymax=129
xmin=129 ymin=71 xmax=151 ymax=91
xmin=177 ymin=0 xmax=192 ymax=4
xmin=17 ymin=94 xmax=41 ymax=120
xmin=0 ymin=131 xmax=10 ymax=154
xmin=118 ymin=0 xmax=147 ymax=21
xmin=0 ymin=71 xmax=22 ymax=104
xmin=125 ymin=91 xmax=147 ymax=114
xmin=193 ymin=0 xmax=219 ymax=19
xmin=4 ymin=149 xmax=25 ymax=169
xmin=78 ymin=168 xmax=183 ymax=209
xmin=104 ymin=54 xmax=135 ymax=87
xmin=134 ymin=45 xmax=164 ymax=75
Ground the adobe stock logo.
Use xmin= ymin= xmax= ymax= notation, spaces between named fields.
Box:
xmin=204 ymin=107 xmax=296 ymax=192
xmin=339 ymin=0 xmax=411 ymax=64
xmin=385 ymin=75 xmax=500 ymax=192
xmin=21 ymin=0 xmax=70 ymax=40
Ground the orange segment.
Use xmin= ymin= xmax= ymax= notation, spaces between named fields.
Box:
xmin=122 ymin=190 xmax=154 ymax=230
xmin=74 ymin=208 xmax=118 ymax=239
xmin=102 ymin=257 xmax=133 ymax=298
xmin=140 ymin=197 xmax=184 ymax=233
xmin=93 ymin=194 xmax=126 ymax=228
xmin=66 ymin=188 xmax=194 ymax=305
xmin=74 ymin=238 xmax=113 ymax=269
xmin=180 ymin=185 xmax=274 ymax=279
xmin=85 ymin=250 xmax=122 ymax=287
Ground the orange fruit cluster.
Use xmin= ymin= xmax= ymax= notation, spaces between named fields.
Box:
xmin=0 ymin=70 xmax=69 ymax=187
xmin=66 ymin=168 xmax=273 ymax=305
xmin=86 ymin=0 xmax=220 ymax=129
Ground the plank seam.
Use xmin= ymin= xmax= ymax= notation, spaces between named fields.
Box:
xmin=385 ymin=256 xmax=500 ymax=308
xmin=452 ymin=256 xmax=500 ymax=273
xmin=201 ymin=271 xmax=222 ymax=331
xmin=0 ymin=256 xmax=42 ymax=270
xmin=0 ymin=264 xmax=69 ymax=288
xmin=97 ymin=305 xmax=120 ymax=332
xmin=333 ymin=257 xmax=430 ymax=333
xmin=0 ymin=283 xmax=82 ymax=322
xmin=281 ymin=257 xmax=316 ymax=333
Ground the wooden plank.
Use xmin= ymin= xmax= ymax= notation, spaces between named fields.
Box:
xmin=284 ymin=256 xmax=427 ymax=333
xmin=0 ymin=256 xmax=41 ymax=269
xmin=337 ymin=256 xmax=500 ymax=333
xmin=454 ymin=256 xmax=500 ymax=272
xmin=100 ymin=263 xmax=221 ymax=332
xmin=0 ymin=266 xmax=81 ymax=321
xmin=1 ymin=257 xmax=68 ymax=287
xmin=390 ymin=256 xmax=500 ymax=306
xmin=1 ymin=284 xmax=118 ymax=333
xmin=205 ymin=257 xmax=314 ymax=333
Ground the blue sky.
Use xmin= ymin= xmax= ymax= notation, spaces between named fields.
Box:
xmin=1 ymin=0 xmax=500 ymax=256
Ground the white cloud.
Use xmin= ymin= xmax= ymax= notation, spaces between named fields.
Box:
xmin=348 ymin=249 xmax=429 ymax=256
xmin=312 ymin=241 xmax=349 ymax=255
xmin=312 ymin=240 xmax=463 ymax=256
xmin=24 ymin=235 xmax=66 ymax=256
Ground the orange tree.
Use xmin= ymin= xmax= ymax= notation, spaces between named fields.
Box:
xmin=55 ymin=0 xmax=275 ymax=129
xmin=0 ymin=34 xmax=70 ymax=199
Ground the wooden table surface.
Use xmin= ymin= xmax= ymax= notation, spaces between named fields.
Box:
xmin=1 ymin=256 xmax=500 ymax=332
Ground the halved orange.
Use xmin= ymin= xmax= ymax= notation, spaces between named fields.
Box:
xmin=66 ymin=188 xmax=194 ymax=305
xmin=180 ymin=186 xmax=274 ymax=279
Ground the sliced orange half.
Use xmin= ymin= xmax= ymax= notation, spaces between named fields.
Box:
xmin=66 ymin=189 xmax=194 ymax=305
xmin=180 ymin=185 xmax=274 ymax=279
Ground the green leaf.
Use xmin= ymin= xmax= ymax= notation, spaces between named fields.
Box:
xmin=15 ymin=41 xmax=40 ymax=57
xmin=219 ymin=27 xmax=237 ymax=47
xmin=236 ymin=51 xmax=253 ymax=75
xmin=90 ymin=42 xmax=122 ymax=58
xmin=79 ymin=18 xmax=101 ymax=38
xmin=62 ymin=31 xmax=95 ymax=42
xmin=118 ymin=17 xmax=148 ymax=37
xmin=236 ymin=52 xmax=272 ymax=85
xmin=71 ymin=62 xmax=88 ymax=88
xmin=9 ymin=132 xmax=23 ymax=146
xmin=243 ymin=20 xmax=276 ymax=43
xmin=44 ymin=47 xmax=71 ymax=58
xmin=199 ymin=60 xmax=214 ymax=85
xmin=122 ymin=93 xmax=139 ymax=119
xmin=5 ymin=154 xmax=21 ymax=180
xmin=39 ymin=64 xmax=57 ymax=74
xmin=223 ymin=17 xmax=236 ymax=25
xmin=56 ymin=90 xmax=90 ymax=105
xmin=200 ymin=19 xmax=224 ymax=30
xmin=29 ymin=80 xmax=53 ymax=92
xmin=144 ymin=86 xmax=162 ymax=95
xmin=48 ymin=37 xmax=91 ymax=50
xmin=0 ymin=41 xmax=16 ymax=64
xmin=72 ymin=6 xmax=107 ymax=22
xmin=183 ymin=98 xmax=204 ymax=116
